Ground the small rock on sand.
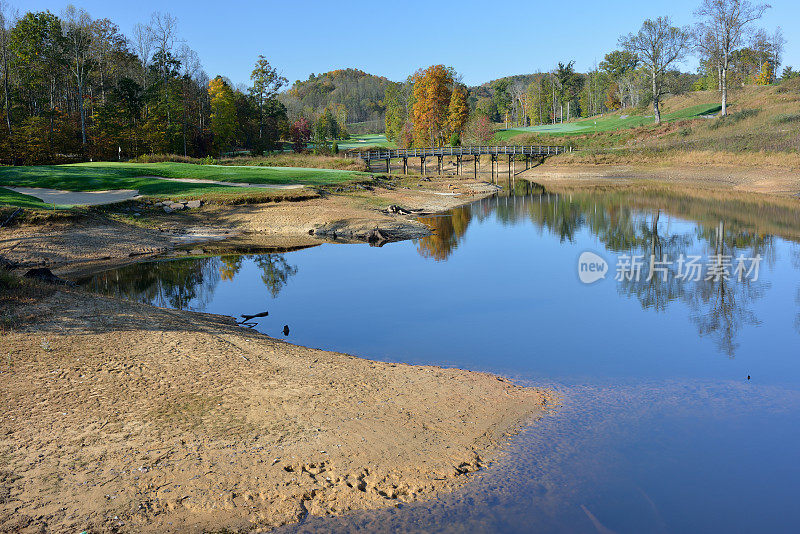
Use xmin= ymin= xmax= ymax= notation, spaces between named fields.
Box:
xmin=186 ymin=200 xmax=202 ymax=209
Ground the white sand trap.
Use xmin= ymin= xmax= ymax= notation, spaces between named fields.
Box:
xmin=7 ymin=187 xmax=141 ymax=206
xmin=140 ymin=176 xmax=305 ymax=190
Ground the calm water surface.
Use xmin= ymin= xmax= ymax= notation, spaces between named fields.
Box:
xmin=80 ymin=182 xmax=800 ymax=533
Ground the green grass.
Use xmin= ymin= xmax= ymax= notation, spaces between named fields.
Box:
xmin=0 ymin=162 xmax=365 ymax=208
xmin=336 ymin=134 xmax=396 ymax=150
xmin=495 ymin=104 xmax=723 ymax=141
xmin=0 ymin=187 xmax=60 ymax=209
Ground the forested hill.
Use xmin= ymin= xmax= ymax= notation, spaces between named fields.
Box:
xmin=279 ymin=69 xmax=392 ymax=125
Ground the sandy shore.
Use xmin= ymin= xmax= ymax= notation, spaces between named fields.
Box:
xmin=0 ymin=286 xmax=555 ymax=533
xmin=522 ymin=161 xmax=800 ymax=197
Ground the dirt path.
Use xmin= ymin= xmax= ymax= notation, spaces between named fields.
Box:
xmin=0 ymin=287 xmax=555 ymax=533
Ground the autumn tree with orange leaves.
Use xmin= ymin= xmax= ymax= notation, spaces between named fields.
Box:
xmin=411 ymin=65 xmax=454 ymax=147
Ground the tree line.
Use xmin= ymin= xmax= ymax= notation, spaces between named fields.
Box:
xmin=0 ymin=3 xmax=291 ymax=165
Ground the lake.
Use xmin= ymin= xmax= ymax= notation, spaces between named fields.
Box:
xmin=79 ymin=181 xmax=800 ymax=533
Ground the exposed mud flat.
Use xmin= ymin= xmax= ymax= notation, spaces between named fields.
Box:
xmin=0 ymin=287 xmax=555 ymax=533
xmin=0 ymin=176 xmax=498 ymax=275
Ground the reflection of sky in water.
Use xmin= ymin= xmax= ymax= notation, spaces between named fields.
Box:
xmin=80 ymin=187 xmax=800 ymax=532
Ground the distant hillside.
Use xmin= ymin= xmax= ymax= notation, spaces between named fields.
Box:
xmin=279 ymin=69 xmax=392 ymax=125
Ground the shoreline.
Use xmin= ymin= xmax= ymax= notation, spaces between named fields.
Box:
xmin=524 ymin=159 xmax=800 ymax=198
xmin=0 ymin=175 xmax=558 ymax=533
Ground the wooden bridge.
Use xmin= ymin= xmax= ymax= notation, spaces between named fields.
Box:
xmin=346 ymin=145 xmax=568 ymax=178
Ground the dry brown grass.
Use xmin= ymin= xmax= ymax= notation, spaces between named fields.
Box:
xmin=644 ymin=82 xmax=800 ymax=153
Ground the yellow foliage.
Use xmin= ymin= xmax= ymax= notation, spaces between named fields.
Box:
xmin=208 ymin=77 xmax=237 ymax=153
xmin=753 ymin=62 xmax=774 ymax=86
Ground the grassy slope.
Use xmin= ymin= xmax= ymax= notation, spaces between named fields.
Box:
xmin=0 ymin=162 xmax=364 ymax=205
xmin=495 ymin=103 xmax=722 ymax=141
xmin=336 ymin=134 xmax=396 ymax=150
xmin=0 ymin=162 xmax=366 ymax=208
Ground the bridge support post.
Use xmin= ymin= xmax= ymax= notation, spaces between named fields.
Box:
xmin=402 ymin=157 xmax=408 ymax=174
xmin=421 ymin=156 xmax=426 ymax=175
xmin=437 ymin=155 xmax=443 ymax=175
xmin=386 ymin=158 xmax=390 ymax=173
xmin=456 ymin=155 xmax=462 ymax=176
xmin=474 ymin=155 xmax=478 ymax=179
xmin=508 ymin=155 xmax=512 ymax=179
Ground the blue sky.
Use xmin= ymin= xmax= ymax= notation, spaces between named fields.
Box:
xmin=23 ymin=0 xmax=800 ymax=87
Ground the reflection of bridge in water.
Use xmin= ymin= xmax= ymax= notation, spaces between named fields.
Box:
xmin=348 ymin=145 xmax=567 ymax=178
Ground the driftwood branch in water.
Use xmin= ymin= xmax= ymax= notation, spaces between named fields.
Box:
xmin=241 ymin=311 xmax=269 ymax=321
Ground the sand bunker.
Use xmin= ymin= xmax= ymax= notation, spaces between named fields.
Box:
xmin=7 ymin=187 xmax=141 ymax=206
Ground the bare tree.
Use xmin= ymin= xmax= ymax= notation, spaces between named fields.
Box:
xmin=131 ymin=22 xmax=153 ymax=86
xmin=149 ymin=12 xmax=178 ymax=78
xmin=61 ymin=4 xmax=93 ymax=147
xmin=620 ymin=17 xmax=691 ymax=124
xmin=769 ymin=27 xmax=785 ymax=73
xmin=695 ymin=0 xmax=770 ymax=116
xmin=178 ymin=44 xmax=201 ymax=157
xmin=148 ymin=12 xmax=180 ymax=126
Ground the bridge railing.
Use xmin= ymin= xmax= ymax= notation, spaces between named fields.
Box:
xmin=347 ymin=145 xmax=567 ymax=160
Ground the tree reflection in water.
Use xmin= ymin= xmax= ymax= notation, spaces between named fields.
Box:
xmin=82 ymin=253 xmax=299 ymax=311
xmin=82 ymin=184 xmax=800 ymax=358
xmin=415 ymin=207 xmax=472 ymax=261
xmin=413 ymin=183 xmax=797 ymax=357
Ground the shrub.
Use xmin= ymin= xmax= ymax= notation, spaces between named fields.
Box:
xmin=0 ymin=270 xmax=14 ymax=290
xmin=709 ymin=109 xmax=760 ymax=130
xmin=773 ymin=113 xmax=800 ymax=124
xmin=131 ymin=154 xmax=204 ymax=164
